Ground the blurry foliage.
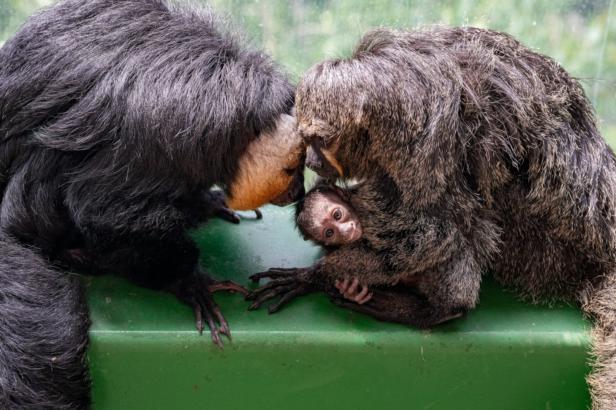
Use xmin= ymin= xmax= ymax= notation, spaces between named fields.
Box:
xmin=0 ymin=0 xmax=52 ymax=40
xmin=0 ymin=0 xmax=614 ymax=141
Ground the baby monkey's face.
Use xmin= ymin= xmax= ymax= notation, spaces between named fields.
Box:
xmin=300 ymin=191 xmax=363 ymax=246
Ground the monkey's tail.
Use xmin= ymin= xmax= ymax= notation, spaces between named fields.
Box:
xmin=581 ymin=273 xmax=616 ymax=410
xmin=0 ymin=235 xmax=91 ymax=409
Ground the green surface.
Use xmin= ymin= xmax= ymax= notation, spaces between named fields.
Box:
xmin=88 ymin=206 xmax=592 ymax=410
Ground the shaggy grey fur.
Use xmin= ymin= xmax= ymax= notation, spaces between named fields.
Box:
xmin=251 ymin=26 xmax=616 ymax=409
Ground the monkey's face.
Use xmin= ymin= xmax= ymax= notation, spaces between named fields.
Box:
xmin=298 ymin=191 xmax=362 ymax=246
xmin=226 ymin=114 xmax=306 ymax=210
xmin=298 ymin=119 xmax=345 ymax=179
xmin=297 ymin=57 xmax=384 ymax=181
xmin=305 ymin=143 xmax=342 ymax=180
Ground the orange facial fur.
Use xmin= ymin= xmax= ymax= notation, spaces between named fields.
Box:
xmin=227 ymin=114 xmax=305 ymax=210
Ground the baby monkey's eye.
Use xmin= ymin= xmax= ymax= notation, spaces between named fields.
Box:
xmin=333 ymin=208 xmax=342 ymax=220
xmin=325 ymin=228 xmax=334 ymax=238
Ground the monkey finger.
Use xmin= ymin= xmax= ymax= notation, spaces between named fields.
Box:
xmin=249 ymin=268 xmax=301 ymax=282
xmin=268 ymin=288 xmax=306 ymax=314
xmin=335 ymin=279 xmax=347 ymax=292
xmin=195 ymin=293 xmax=224 ymax=348
xmin=234 ymin=209 xmax=264 ymax=221
xmin=354 ymin=285 xmax=370 ymax=302
xmin=210 ymin=328 xmax=223 ymax=349
xmin=209 ymin=300 xmax=232 ymax=341
xmin=267 ymin=267 xmax=303 ymax=273
xmin=208 ymin=279 xmax=249 ymax=296
xmin=248 ymin=284 xmax=296 ymax=310
xmin=193 ymin=303 xmax=204 ymax=334
xmin=245 ymin=278 xmax=295 ymax=301
xmin=215 ymin=207 xmax=241 ymax=224
xmin=246 ymin=279 xmax=294 ymax=300
xmin=338 ymin=278 xmax=350 ymax=294
xmin=347 ymin=278 xmax=360 ymax=295
xmin=357 ymin=292 xmax=373 ymax=305
xmin=343 ymin=290 xmax=357 ymax=301
xmin=217 ymin=318 xmax=231 ymax=340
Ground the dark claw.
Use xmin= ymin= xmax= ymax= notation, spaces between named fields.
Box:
xmin=201 ymin=293 xmax=225 ymax=348
xmin=245 ymin=278 xmax=295 ymax=300
xmin=193 ymin=304 xmax=204 ymax=334
xmin=210 ymin=301 xmax=231 ymax=337
xmin=218 ymin=319 xmax=231 ymax=340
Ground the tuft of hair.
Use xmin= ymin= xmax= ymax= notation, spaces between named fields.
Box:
xmin=0 ymin=236 xmax=91 ymax=409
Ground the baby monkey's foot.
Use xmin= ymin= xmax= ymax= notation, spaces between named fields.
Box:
xmin=335 ymin=278 xmax=372 ymax=304
xmin=247 ymin=267 xmax=316 ymax=313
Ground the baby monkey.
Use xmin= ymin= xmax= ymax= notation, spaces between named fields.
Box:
xmin=295 ymin=182 xmax=372 ymax=305
xmin=296 ymin=183 xmax=363 ymax=247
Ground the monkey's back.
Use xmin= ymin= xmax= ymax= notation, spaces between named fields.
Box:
xmin=351 ymin=27 xmax=616 ymax=301
xmin=437 ymin=27 xmax=616 ymax=301
xmin=0 ymin=0 xmax=293 ymax=252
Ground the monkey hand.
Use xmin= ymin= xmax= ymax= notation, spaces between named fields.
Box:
xmin=205 ymin=189 xmax=262 ymax=224
xmin=246 ymin=267 xmax=318 ymax=313
xmin=334 ymin=277 xmax=373 ymax=304
xmin=168 ymin=269 xmax=249 ymax=348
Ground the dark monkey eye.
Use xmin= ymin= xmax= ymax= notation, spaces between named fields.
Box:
xmin=333 ymin=208 xmax=342 ymax=220
xmin=325 ymin=228 xmax=334 ymax=238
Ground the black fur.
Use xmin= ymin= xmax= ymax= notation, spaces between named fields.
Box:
xmin=0 ymin=235 xmax=90 ymax=409
xmin=0 ymin=0 xmax=296 ymax=407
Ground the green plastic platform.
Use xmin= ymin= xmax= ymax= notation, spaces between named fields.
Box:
xmin=87 ymin=206 xmax=592 ymax=409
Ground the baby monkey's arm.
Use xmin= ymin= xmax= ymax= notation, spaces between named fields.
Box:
xmin=249 ymin=244 xmax=481 ymax=329
xmin=246 ymin=244 xmax=397 ymax=313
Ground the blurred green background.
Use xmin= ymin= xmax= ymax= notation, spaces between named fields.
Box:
xmin=1 ymin=0 xmax=614 ymax=142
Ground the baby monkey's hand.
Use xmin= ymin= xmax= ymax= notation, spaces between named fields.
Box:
xmin=335 ymin=277 xmax=372 ymax=305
